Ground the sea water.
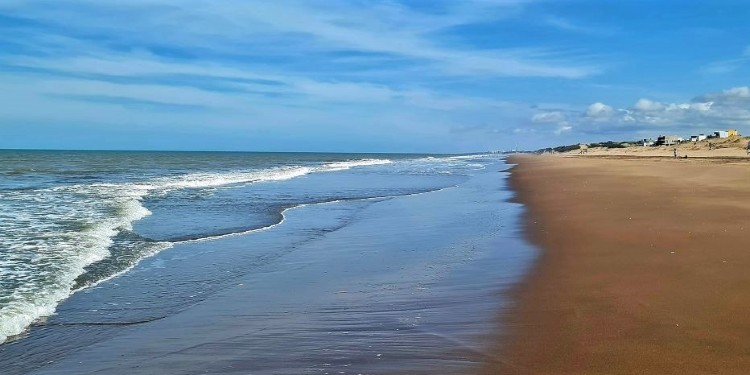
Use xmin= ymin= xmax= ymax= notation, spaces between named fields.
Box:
xmin=0 ymin=151 xmax=532 ymax=374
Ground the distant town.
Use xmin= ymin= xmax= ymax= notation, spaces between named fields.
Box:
xmin=538 ymin=129 xmax=748 ymax=154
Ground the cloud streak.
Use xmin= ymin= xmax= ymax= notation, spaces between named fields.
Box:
xmin=0 ymin=0 xmax=599 ymax=79
xmin=540 ymin=15 xmax=617 ymax=36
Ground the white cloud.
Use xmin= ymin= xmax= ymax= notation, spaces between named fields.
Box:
xmin=529 ymin=110 xmax=574 ymax=135
xmin=585 ymin=102 xmax=615 ymax=118
xmin=722 ymin=86 xmax=750 ymax=98
xmin=695 ymin=86 xmax=750 ymax=104
xmin=564 ymin=86 xmax=750 ymax=137
xmin=554 ymin=123 xmax=573 ymax=135
xmin=688 ymin=102 xmax=713 ymax=111
xmin=633 ymin=98 xmax=664 ymax=112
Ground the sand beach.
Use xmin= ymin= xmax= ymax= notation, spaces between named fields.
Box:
xmin=488 ymin=154 xmax=750 ymax=374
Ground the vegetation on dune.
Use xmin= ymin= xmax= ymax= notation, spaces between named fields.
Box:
xmin=536 ymin=141 xmax=636 ymax=154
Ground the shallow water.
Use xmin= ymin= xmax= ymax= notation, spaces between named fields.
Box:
xmin=0 ymin=151 xmax=535 ymax=374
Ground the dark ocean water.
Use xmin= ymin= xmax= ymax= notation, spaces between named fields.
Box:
xmin=0 ymin=150 xmax=533 ymax=374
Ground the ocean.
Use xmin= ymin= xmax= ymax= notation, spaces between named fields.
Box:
xmin=0 ymin=150 xmax=534 ymax=374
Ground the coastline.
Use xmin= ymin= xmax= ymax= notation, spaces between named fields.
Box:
xmin=1 ymin=157 xmax=534 ymax=375
xmin=487 ymin=154 xmax=750 ymax=374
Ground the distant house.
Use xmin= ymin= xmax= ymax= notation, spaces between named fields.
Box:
xmin=714 ymin=131 xmax=729 ymax=138
xmin=641 ymin=138 xmax=655 ymax=146
xmin=728 ymin=129 xmax=739 ymax=137
xmin=690 ymin=134 xmax=708 ymax=142
xmin=655 ymin=135 xmax=681 ymax=146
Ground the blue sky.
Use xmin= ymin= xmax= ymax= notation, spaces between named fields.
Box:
xmin=1 ymin=1 xmax=749 ymax=152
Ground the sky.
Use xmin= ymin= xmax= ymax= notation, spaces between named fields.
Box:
xmin=0 ymin=0 xmax=749 ymax=153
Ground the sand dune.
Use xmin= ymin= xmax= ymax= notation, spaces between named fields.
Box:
xmin=568 ymin=136 xmax=750 ymax=158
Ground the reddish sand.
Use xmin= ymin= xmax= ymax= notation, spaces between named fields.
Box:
xmin=483 ymin=155 xmax=750 ymax=374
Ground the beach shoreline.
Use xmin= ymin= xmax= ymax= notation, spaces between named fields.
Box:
xmin=484 ymin=154 xmax=750 ymax=374
xmin=1 ymin=155 xmax=534 ymax=375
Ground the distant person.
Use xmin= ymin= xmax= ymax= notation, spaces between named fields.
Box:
xmin=708 ymin=142 xmax=712 ymax=150
xmin=673 ymin=148 xmax=677 ymax=158
xmin=747 ymin=141 xmax=750 ymax=155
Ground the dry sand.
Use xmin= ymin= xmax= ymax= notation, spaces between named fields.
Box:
xmin=567 ymin=136 xmax=750 ymax=158
xmin=484 ymin=154 xmax=750 ymax=374
xmin=565 ymin=137 xmax=750 ymax=158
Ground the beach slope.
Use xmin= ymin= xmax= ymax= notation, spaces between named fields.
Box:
xmin=489 ymin=155 xmax=750 ymax=374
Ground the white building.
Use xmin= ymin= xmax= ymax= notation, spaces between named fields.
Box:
xmin=656 ymin=135 xmax=681 ymax=146
xmin=690 ymin=134 xmax=708 ymax=142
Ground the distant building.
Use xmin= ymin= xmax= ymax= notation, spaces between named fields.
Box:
xmin=714 ymin=130 xmax=729 ymax=138
xmin=690 ymin=134 xmax=708 ymax=142
xmin=641 ymin=138 xmax=655 ymax=146
xmin=728 ymin=129 xmax=739 ymax=137
xmin=655 ymin=135 xmax=681 ymax=146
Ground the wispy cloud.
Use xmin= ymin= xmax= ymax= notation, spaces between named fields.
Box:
xmin=530 ymin=111 xmax=564 ymax=124
xmin=0 ymin=0 xmax=609 ymax=151
xmin=701 ymin=59 xmax=746 ymax=75
xmin=540 ymin=15 xmax=617 ymax=36
xmin=700 ymin=45 xmax=750 ymax=75
xmin=45 ymin=94 xmax=210 ymax=112
xmin=0 ymin=0 xmax=599 ymax=79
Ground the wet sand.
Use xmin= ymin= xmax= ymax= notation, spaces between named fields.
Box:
xmin=487 ymin=155 xmax=750 ymax=374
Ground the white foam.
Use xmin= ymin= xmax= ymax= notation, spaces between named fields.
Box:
xmin=321 ymin=159 xmax=392 ymax=172
xmin=446 ymin=154 xmax=490 ymax=160
xmin=0 ymin=188 xmax=157 ymax=343
xmin=148 ymin=166 xmax=315 ymax=191
xmin=0 ymin=158 xmax=395 ymax=343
